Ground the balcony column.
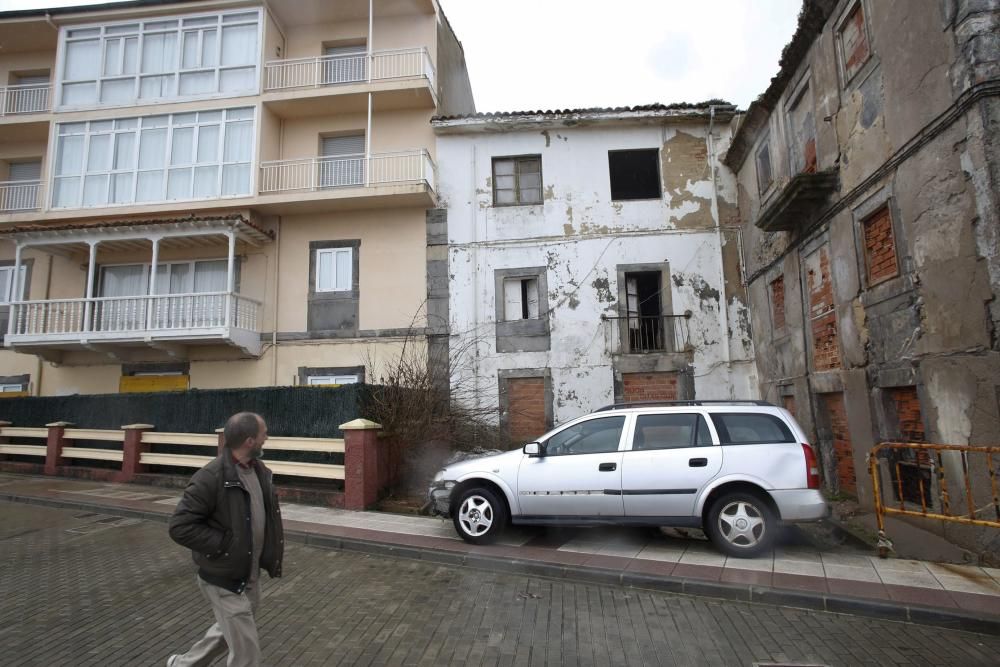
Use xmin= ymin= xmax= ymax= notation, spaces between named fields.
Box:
xmin=367 ymin=0 xmax=373 ymax=84
xmin=146 ymin=237 xmax=160 ymax=330
xmin=224 ymin=231 xmax=236 ymax=326
xmin=82 ymin=241 xmax=98 ymax=333
xmin=7 ymin=243 xmax=22 ymax=337
xmin=365 ymin=93 xmax=372 ymax=187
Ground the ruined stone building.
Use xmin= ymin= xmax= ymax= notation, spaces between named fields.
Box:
xmin=431 ymin=105 xmax=755 ymax=440
xmin=724 ymin=0 xmax=1000 ymax=555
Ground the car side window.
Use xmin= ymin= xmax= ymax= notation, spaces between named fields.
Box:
xmin=544 ymin=416 xmax=626 ymax=456
xmin=632 ymin=413 xmax=712 ymax=450
xmin=710 ymin=413 xmax=795 ymax=444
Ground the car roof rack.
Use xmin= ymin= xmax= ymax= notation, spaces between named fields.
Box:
xmin=594 ymin=400 xmax=775 ymax=412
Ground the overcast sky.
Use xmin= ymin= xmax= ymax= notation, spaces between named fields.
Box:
xmin=0 ymin=0 xmax=802 ymax=110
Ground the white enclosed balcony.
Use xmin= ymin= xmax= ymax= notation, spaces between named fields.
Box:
xmin=2 ymin=215 xmax=272 ymax=363
xmin=0 ymin=84 xmax=51 ymax=116
xmin=0 ymin=180 xmax=43 ymax=212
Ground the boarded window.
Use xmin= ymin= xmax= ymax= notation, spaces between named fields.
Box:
xmin=609 ymin=148 xmax=661 ymax=200
xmin=770 ymin=275 xmax=786 ymax=330
xmin=839 ymin=2 xmax=870 ymax=82
xmin=787 ymin=84 xmax=817 ymax=174
xmin=492 ymin=155 xmax=542 ymax=205
xmin=863 ymin=206 xmax=899 ymax=285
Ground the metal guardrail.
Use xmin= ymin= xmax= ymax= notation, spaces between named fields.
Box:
xmin=259 ymin=150 xmax=435 ymax=194
xmin=0 ymin=180 xmax=42 ymax=212
xmin=264 ymin=47 xmax=436 ymax=92
xmin=868 ymin=441 xmax=1000 ymax=536
xmin=0 ymin=84 xmax=50 ymax=116
xmin=601 ymin=312 xmax=693 ymax=354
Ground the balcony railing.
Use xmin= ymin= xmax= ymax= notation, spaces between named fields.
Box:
xmin=0 ymin=84 xmax=51 ymax=116
xmin=7 ymin=292 xmax=261 ymax=338
xmin=602 ymin=313 xmax=692 ymax=354
xmin=264 ymin=47 xmax=436 ymax=92
xmin=0 ymin=180 xmax=42 ymax=212
xmin=259 ymin=150 xmax=436 ymax=195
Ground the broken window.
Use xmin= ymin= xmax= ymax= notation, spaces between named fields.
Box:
xmin=838 ymin=1 xmax=870 ymax=83
xmin=492 ymin=155 xmax=542 ymax=205
xmin=625 ymin=271 xmax=665 ymax=351
xmin=786 ymin=82 xmax=817 ymax=175
xmin=755 ymin=140 xmax=773 ymax=193
xmin=770 ymin=274 xmax=786 ymax=330
xmin=609 ymin=148 xmax=661 ymax=200
xmin=503 ymin=277 xmax=539 ymax=320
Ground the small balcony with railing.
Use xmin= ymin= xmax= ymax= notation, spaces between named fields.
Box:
xmin=262 ymin=48 xmax=437 ymax=117
xmin=257 ymin=149 xmax=437 ymax=212
xmin=602 ymin=312 xmax=693 ymax=356
xmin=0 ymin=179 xmax=43 ymax=213
xmin=0 ymin=83 xmax=51 ymax=118
xmin=1 ymin=215 xmax=272 ymax=364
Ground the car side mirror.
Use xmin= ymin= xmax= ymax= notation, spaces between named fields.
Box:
xmin=523 ymin=442 xmax=543 ymax=457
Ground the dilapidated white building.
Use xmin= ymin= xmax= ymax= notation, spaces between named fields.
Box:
xmin=430 ymin=104 xmax=756 ymax=441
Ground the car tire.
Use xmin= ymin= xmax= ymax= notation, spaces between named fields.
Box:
xmin=705 ymin=491 xmax=776 ymax=558
xmin=453 ymin=486 xmax=508 ymax=545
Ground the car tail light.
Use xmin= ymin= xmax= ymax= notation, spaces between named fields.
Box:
xmin=802 ymin=443 xmax=821 ymax=489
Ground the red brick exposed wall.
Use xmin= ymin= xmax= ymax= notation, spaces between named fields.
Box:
xmin=888 ymin=386 xmax=925 ymax=443
xmin=863 ymin=206 xmax=899 ymax=285
xmin=783 ymin=394 xmax=796 ymax=417
xmin=622 ymin=372 xmax=679 ymax=402
xmin=822 ymin=392 xmax=856 ymax=495
xmin=806 ymin=248 xmax=841 ymax=371
xmin=507 ymin=377 xmax=547 ymax=443
xmin=770 ymin=275 xmax=786 ymax=329
xmin=841 ymin=3 xmax=871 ymax=79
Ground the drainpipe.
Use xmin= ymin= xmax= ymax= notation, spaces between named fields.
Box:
xmin=36 ymin=252 xmax=53 ymax=395
xmin=365 ymin=0 xmax=373 ymax=187
xmin=470 ymin=143 xmax=481 ymax=410
xmin=271 ymin=216 xmax=281 ymax=385
xmin=707 ymin=105 xmax=733 ymax=372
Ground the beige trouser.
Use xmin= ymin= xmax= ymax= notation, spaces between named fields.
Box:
xmin=172 ymin=574 xmax=261 ymax=667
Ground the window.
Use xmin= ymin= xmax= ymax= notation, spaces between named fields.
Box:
xmin=502 ymin=277 xmax=539 ymax=320
xmin=306 ymin=375 xmax=359 ymax=386
xmin=786 ymin=82 xmax=817 ymax=175
xmin=492 ymin=156 xmax=542 ymax=205
xmin=862 ymin=206 xmax=899 ymax=285
xmin=770 ymin=275 xmax=786 ymax=330
xmin=544 ymin=416 xmax=626 ymax=456
xmin=52 ymin=107 xmax=253 ymax=208
xmin=0 ymin=265 xmax=27 ymax=304
xmin=838 ymin=2 xmax=871 ymax=83
xmin=710 ymin=413 xmax=795 ymax=445
xmin=755 ymin=140 xmax=773 ymax=193
xmin=608 ymin=149 xmax=661 ymax=200
xmin=315 ymin=248 xmax=352 ymax=292
xmin=57 ymin=10 xmax=260 ymax=109
xmin=632 ymin=413 xmax=712 ymax=450
xmin=320 ymin=134 xmax=365 ymax=188
xmin=322 ymin=44 xmax=367 ymax=84
xmin=625 ymin=271 xmax=665 ymax=351
xmin=1 ymin=383 xmax=24 ymax=392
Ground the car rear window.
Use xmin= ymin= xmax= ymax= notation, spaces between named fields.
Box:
xmin=710 ymin=413 xmax=795 ymax=445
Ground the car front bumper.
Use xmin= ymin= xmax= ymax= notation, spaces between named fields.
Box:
xmin=770 ymin=489 xmax=830 ymax=522
xmin=427 ymin=485 xmax=454 ymax=517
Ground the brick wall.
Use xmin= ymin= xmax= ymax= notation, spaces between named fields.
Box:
xmin=821 ymin=392 xmax=856 ymax=495
xmin=863 ymin=206 xmax=899 ymax=285
xmin=507 ymin=377 xmax=547 ymax=443
xmin=783 ymin=394 xmax=796 ymax=417
xmin=622 ymin=372 xmax=679 ymax=402
xmin=806 ymin=248 xmax=841 ymax=371
xmin=770 ymin=275 xmax=786 ymax=329
xmin=888 ymin=386 xmax=925 ymax=442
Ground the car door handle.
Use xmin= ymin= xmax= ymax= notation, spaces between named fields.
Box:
xmin=689 ymin=458 xmax=708 ymax=467
xmin=598 ymin=462 xmax=617 ymax=472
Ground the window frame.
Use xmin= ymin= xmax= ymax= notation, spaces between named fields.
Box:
xmin=835 ymin=0 xmax=873 ymax=87
xmin=54 ymin=8 xmax=262 ymax=112
xmin=0 ymin=264 xmax=28 ymax=304
xmin=96 ymin=257 xmax=237 ymax=296
xmin=608 ymin=148 xmax=662 ymax=201
xmin=755 ymin=137 xmax=774 ymax=195
xmin=314 ymin=247 xmax=353 ymax=293
xmin=502 ymin=275 xmax=540 ymax=321
xmin=861 ymin=204 xmax=900 ymax=287
xmin=541 ymin=415 xmax=628 ymax=457
xmin=306 ymin=375 xmax=359 ymax=386
xmin=491 ymin=155 xmax=543 ymax=207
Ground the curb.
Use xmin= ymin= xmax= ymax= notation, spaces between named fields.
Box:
xmin=4 ymin=491 xmax=999 ymax=636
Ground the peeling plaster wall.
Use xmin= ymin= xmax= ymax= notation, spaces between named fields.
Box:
xmin=437 ymin=120 xmax=756 ymax=424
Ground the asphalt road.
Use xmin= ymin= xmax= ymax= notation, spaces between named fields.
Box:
xmin=0 ymin=501 xmax=997 ymax=667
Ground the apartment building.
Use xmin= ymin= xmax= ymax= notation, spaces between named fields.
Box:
xmin=432 ymin=105 xmax=757 ymax=439
xmin=0 ymin=0 xmax=474 ymax=396
xmin=724 ymin=0 xmax=999 ymax=555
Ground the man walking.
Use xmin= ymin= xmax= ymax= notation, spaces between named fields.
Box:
xmin=167 ymin=412 xmax=284 ymax=667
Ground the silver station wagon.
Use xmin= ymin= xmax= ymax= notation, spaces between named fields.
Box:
xmin=428 ymin=400 xmax=828 ymax=557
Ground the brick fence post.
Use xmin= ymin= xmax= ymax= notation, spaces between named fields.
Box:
xmin=0 ymin=421 xmax=9 ymax=462
xmin=215 ymin=427 xmax=225 ymax=455
xmin=45 ymin=421 xmax=72 ymax=475
xmin=119 ymin=424 xmax=155 ymax=483
xmin=340 ymin=418 xmax=383 ymax=511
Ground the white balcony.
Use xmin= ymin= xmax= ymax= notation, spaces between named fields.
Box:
xmin=0 ymin=180 xmax=42 ymax=212
xmin=6 ymin=292 xmax=261 ymax=355
xmin=0 ymin=84 xmax=51 ymax=116
xmin=264 ymin=47 xmax=436 ymax=92
xmin=259 ymin=150 xmax=436 ymax=199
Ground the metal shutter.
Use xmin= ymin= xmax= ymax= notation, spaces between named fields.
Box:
xmin=9 ymin=161 xmax=41 ymax=181
xmin=15 ymin=74 xmax=49 ymax=85
xmin=321 ymin=134 xmax=365 ymax=157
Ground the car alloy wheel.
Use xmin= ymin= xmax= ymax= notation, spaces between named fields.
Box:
xmin=458 ymin=494 xmax=494 ymax=538
xmin=717 ymin=499 xmax=766 ymax=549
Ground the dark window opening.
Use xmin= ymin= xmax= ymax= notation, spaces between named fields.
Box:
xmin=609 ymin=149 xmax=661 ymax=200
xmin=625 ymin=271 xmax=664 ymax=351
xmin=755 ymin=142 xmax=772 ymax=193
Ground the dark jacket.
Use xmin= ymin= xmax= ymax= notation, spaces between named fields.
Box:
xmin=169 ymin=452 xmax=284 ymax=594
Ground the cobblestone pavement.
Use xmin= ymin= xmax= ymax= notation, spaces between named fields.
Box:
xmin=2 ymin=501 xmax=999 ymax=667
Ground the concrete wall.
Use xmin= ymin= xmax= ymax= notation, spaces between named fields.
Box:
xmin=729 ymin=0 xmax=1000 ymax=557
xmin=437 ymin=116 xmax=756 ymax=425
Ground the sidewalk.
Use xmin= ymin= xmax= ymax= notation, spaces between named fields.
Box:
xmin=2 ymin=471 xmax=999 ymax=634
